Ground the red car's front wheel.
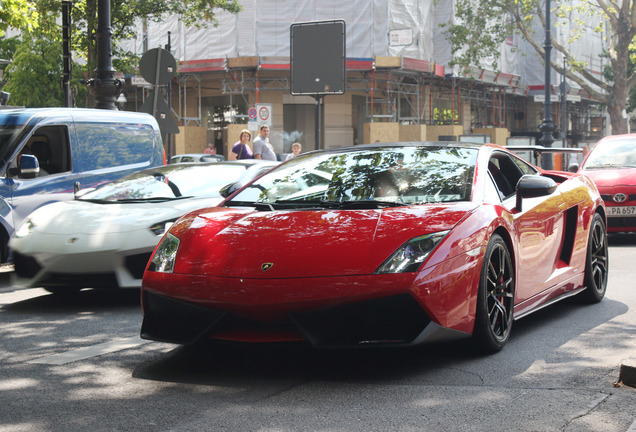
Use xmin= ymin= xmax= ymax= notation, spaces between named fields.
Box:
xmin=472 ymin=234 xmax=515 ymax=353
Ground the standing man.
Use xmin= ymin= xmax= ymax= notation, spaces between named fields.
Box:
xmin=252 ymin=125 xmax=277 ymax=160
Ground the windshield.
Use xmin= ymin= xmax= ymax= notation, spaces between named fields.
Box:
xmin=226 ymin=146 xmax=477 ymax=209
xmin=583 ymin=138 xmax=636 ymax=169
xmin=0 ymin=112 xmax=31 ymax=166
xmin=79 ymin=164 xmax=247 ymax=201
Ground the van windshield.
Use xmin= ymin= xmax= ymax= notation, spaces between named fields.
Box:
xmin=0 ymin=112 xmax=31 ymax=168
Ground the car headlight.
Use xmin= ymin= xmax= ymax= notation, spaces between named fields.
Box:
xmin=15 ymin=218 xmax=36 ymax=238
xmin=149 ymin=219 xmax=176 ymax=236
xmin=375 ymin=231 xmax=449 ymax=274
xmin=147 ymin=233 xmax=180 ymax=273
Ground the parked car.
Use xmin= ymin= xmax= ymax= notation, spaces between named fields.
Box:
xmin=171 ymin=153 xmax=225 ymax=163
xmin=140 ymin=142 xmax=607 ymax=353
xmin=10 ymin=160 xmax=278 ymax=293
xmin=576 ymin=133 xmax=636 ymax=233
xmin=0 ymin=108 xmax=165 ymax=262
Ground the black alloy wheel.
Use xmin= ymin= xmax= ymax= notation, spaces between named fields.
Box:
xmin=580 ymin=212 xmax=608 ymax=303
xmin=473 ymin=233 xmax=515 ymax=353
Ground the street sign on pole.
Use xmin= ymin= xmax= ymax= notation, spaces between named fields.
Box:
xmin=256 ymin=104 xmax=272 ymax=127
xmin=138 ymin=47 xmax=179 ymax=136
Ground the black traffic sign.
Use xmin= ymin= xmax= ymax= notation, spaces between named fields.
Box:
xmin=139 ymin=48 xmax=177 ymax=86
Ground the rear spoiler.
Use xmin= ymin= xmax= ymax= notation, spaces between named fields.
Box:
xmin=506 ymin=145 xmax=583 ymax=170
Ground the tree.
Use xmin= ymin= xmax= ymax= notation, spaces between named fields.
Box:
xmin=445 ymin=0 xmax=636 ymax=135
xmin=2 ymin=33 xmax=87 ymax=107
xmin=41 ymin=0 xmax=242 ymax=76
xmin=1 ymin=0 xmax=241 ymax=107
xmin=0 ymin=0 xmax=39 ymax=37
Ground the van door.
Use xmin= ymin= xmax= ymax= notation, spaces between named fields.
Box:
xmin=7 ymin=124 xmax=79 ymax=239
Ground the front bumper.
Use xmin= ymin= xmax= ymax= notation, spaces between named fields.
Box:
xmin=140 ymin=290 xmax=468 ymax=348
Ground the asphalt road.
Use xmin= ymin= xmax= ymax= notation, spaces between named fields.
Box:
xmin=1 ymin=235 xmax=636 ymax=432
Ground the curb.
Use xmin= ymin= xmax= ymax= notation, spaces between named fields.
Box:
xmin=618 ymin=359 xmax=636 ymax=388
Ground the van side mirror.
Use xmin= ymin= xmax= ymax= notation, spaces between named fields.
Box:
xmin=18 ymin=154 xmax=41 ymax=179
xmin=515 ymin=175 xmax=558 ymax=212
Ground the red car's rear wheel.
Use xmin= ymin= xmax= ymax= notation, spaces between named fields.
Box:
xmin=580 ymin=212 xmax=608 ymax=303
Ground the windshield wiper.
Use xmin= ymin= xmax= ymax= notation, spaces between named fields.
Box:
xmin=337 ymin=200 xmax=408 ymax=209
xmin=586 ymin=163 xmax=621 ymax=169
xmin=79 ymin=197 xmax=186 ymax=204
xmin=271 ymin=199 xmax=408 ymax=210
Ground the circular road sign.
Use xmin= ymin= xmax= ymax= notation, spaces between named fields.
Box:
xmin=258 ymin=106 xmax=270 ymax=122
xmin=139 ymin=48 xmax=177 ymax=86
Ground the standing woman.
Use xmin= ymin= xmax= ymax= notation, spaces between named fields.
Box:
xmin=229 ymin=129 xmax=253 ymax=160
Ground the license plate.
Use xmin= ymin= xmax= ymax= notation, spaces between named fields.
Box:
xmin=607 ymin=206 xmax=636 ymax=217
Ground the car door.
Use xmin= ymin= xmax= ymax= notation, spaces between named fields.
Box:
xmin=488 ymin=152 xmax=567 ymax=303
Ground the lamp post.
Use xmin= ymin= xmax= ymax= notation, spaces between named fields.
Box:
xmin=86 ymin=0 xmax=124 ymax=110
xmin=539 ymin=0 xmax=555 ymax=169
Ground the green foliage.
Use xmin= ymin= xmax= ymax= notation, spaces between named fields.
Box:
xmin=0 ymin=36 xmax=20 ymax=61
xmin=2 ymin=34 xmax=87 ymax=107
xmin=2 ymin=0 xmax=242 ymax=92
xmin=445 ymin=0 xmax=636 ymax=133
xmin=0 ymin=0 xmax=39 ymax=37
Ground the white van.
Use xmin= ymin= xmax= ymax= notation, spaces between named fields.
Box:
xmin=0 ymin=108 xmax=165 ymax=261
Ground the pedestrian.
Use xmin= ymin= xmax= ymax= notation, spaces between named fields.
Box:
xmin=229 ymin=129 xmax=253 ymax=160
xmin=286 ymin=142 xmax=302 ymax=160
xmin=204 ymin=142 xmax=216 ymax=154
xmin=253 ymin=125 xmax=277 ymax=160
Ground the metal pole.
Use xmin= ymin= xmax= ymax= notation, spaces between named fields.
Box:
xmin=88 ymin=0 xmax=124 ymax=110
xmin=166 ymin=32 xmax=172 ymax=162
xmin=62 ymin=1 xmax=72 ymax=107
xmin=561 ymin=56 xmax=567 ymax=148
xmin=539 ymin=0 xmax=555 ymax=169
xmin=315 ymin=95 xmax=323 ymax=150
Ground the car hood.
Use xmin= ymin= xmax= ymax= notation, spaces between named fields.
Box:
xmin=25 ymin=197 xmax=225 ymax=235
xmin=582 ymin=167 xmax=636 ymax=188
xmin=169 ymin=203 xmax=477 ymax=278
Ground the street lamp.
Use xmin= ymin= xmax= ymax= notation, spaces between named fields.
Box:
xmin=86 ymin=0 xmax=124 ymax=110
xmin=539 ymin=0 xmax=555 ymax=169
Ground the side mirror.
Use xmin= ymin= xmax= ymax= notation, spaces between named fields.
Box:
xmin=219 ymin=181 xmax=240 ymax=198
xmin=567 ymin=163 xmax=579 ymax=173
xmin=18 ymin=154 xmax=40 ymax=179
xmin=515 ymin=174 xmax=558 ymax=212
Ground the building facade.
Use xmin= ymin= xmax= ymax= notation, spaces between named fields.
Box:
xmin=119 ymin=0 xmax=608 ymax=160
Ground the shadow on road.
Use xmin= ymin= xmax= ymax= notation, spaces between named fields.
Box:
xmin=132 ymin=295 xmax=627 ymax=387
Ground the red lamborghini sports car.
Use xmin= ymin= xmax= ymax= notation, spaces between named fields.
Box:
xmin=578 ymin=134 xmax=636 ymax=233
xmin=140 ymin=142 xmax=608 ymax=353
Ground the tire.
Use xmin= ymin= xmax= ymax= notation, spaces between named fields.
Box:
xmin=0 ymin=229 xmax=9 ymax=263
xmin=472 ymin=233 xmax=515 ymax=354
xmin=579 ymin=213 xmax=608 ymax=304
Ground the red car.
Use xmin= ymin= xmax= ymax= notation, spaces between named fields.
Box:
xmin=141 ymin=142 xmax=608 ymax=353
xmin=579 ymin=134 xmax=636 ymax=233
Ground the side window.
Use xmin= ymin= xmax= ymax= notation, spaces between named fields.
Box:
xmin=76 ymin=122 xmax=156 ymax=171
xmin=12 ymin=125 xmax=72 ymax=178
xmin=488 ymin=154 xmax=524 ymax=200
xmin=511 ymin=154 xmax=538 ymax=175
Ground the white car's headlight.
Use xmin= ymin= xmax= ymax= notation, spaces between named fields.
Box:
xmin=15 ymin=218 xmax=36 ymax=238
xmin=149 ymin=219 xmax=176 ymax=236
xmin=148 ymin=233 xmax=180 ymax=273
xmin=375 ymin=231 xmax=449 ymax=274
